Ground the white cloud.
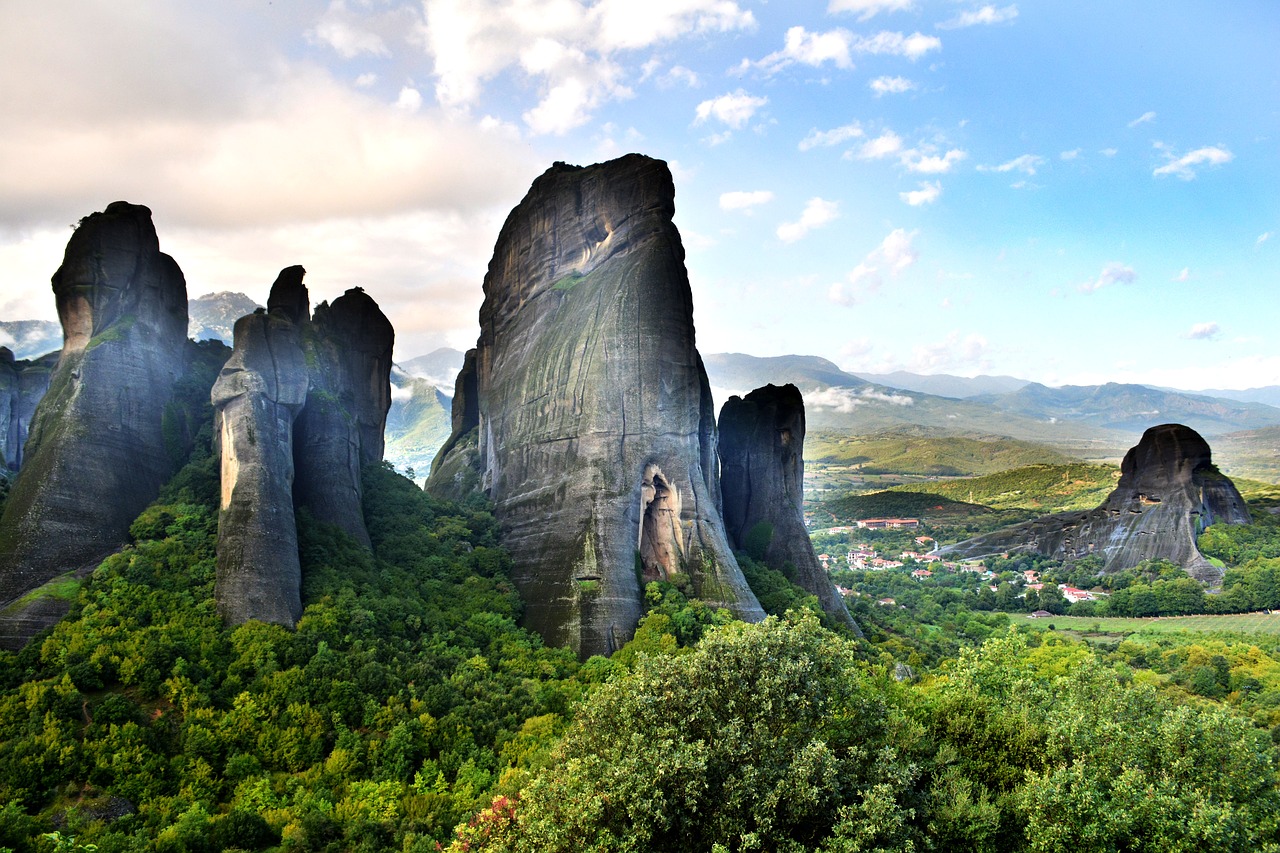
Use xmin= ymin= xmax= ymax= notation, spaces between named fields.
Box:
xmin=908 ymin=332 xmax=991 ymax=372
xmin=355 ymin=72 xmax=378 ymax=87
xmin=856 ymin=130 xmax=904 ymax=160
xmin=1172 ymin=267 xmax=1191 ymax=282
xmin=900 ymin=181 xmax=941 ymax=206
xmin=807 ymin=386 xmax=914 ymax=413
xmin=827 ymin=0 xmax=915 ymax=20
xmin=799 ymin=121 xmax=864 ymax=151
xmin=1060 ymin=148 xmax=1081 ymax=160
xmin=394 ymin=86 xmax=423 ymax=111
xmin=1259 ymin=232 xmax=1273 ymax=247
xmin=695 ymin=89 xmax=767 ymax=129
xmin=1078 ymin=261 xmax=1137 ymax=293
xmin=938 ymin=5 xmax=1018 ymax=29
xmin=308 ymin=0 xmax=393 ymax=58
xmin=753 ymin=26 xmax=855 ymax=74
xmin=1127 ymin=110 xmax=1157 ymax=127
xmin=869 ymin=75 xmax=916 ymax=96
xmin=1186 ymin=321 xmax=1220 ymax=340
xmin=901 ymin=147 xmax=967 ymax=173
xmin=978 ymin=153 xmax=1045 ymax=175
xmin=1153 ymin=145 xmax=1233 ymax=179
xmin=854 ymin=31 xmax=942 ymax=60
xmin=720 ymin=190 xmax=775 ymax=212
xmin=829 ymin=228 xmax=918 ymax=304
xmin=421 ymin=0 xmax=754 ymax=130
xmin=1100 ymin=147 xmax=1118 ymax=157
xmin=777 ymin=198 xmax=840 ymax=243
xmin=659 ymin=65 xmax=700 ymax=88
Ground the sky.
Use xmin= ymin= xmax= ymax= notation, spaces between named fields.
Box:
xmin=1 ymin=0 xmax=1276 ymax=390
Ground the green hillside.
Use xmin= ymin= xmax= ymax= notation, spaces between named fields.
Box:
xmin=885 ymin=462 xmax=1121 ymax=513
xmin=807 ymin=429 xmax=1074 ymax=476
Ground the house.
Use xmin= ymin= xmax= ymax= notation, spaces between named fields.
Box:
xmin=914 ymin=536 xmax=935 ymax=547
xmin=911 ymin=568 xmax=933 ymax=579
xmin=856 ymin=517 xmax=921 ymax=530
xmin=1059 ymin=585 xmax=1096 ymax=603
xmin=877 ymin=597 xmax=896 ymax=606
xmin=1023 ymin=570 xmax=1040 ymax=582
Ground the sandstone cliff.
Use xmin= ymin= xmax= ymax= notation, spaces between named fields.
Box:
xmin=942 ymin=423 xmax=1250 ymax=581
xmin=0 ymin=348 xmax=57 ymax=475
xmin=427 ymin=155 xmax=764 ymax=656
xmin=719 ymin=384 xmax=861 ymax=634
xmin=0 ymin=202 xmax=189 ymax=647
xmin=213 ymin=268 xmax=393 ymax=626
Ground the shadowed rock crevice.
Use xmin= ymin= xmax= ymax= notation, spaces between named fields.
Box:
xmin=427 ymin=154 xmax=763 ymax=657
xmin=941 ymin=423 xmax=1250 ymax=582
xmin=719 ymin=383 xmax=862 ymax=634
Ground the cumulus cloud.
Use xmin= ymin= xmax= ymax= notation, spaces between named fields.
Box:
xmin=1127 ymin=110 xmax=1157 ymax=127
xmin=777 ymin=198 xmax=840 ymax=242
xmin=829 ymin=228 xmax=918 ymax=304
xmin=856 ymin=130 xmax=905 ymax=160
xmin=1078 ymin=261 xmax=1137 ymax=294
xmin=799 ymin=121 xmax=864 ymax=151
xmin=694 ymin=89 xmax=768 ymax=128
xmin=1172 ymin=267 xmax=1191 ymax=282
xmin=308 ymin=1 xmax=392 ymax=58
xmin=869 ymin=75 xmax=916 ymax=96
xmin=421 ymin=0 xmax=754 ymax=131
xmin=659 ymin=65 xmax=700 ymax=88
xmin=1186 ymin=321 xmax=1220 ymax=340
xmin=720 ymin=190 xmax=775 ymax=212
xmin=937 ymin=4 xmax=1018 ymax=29
xmin=978 ymin=154 xmax=1045 ymax=175
xmin=827 ymin=0 xmax=915 ymax=20
xmin=901 ymin=147 xmax=967 ymax=173
xmin=754 ymin=26 xmax=856 ymax=74
xmin=900 ymin=181 xmax=941 ymax=206
xmin=1153 ymin=145 xmax=1233 ymax=179
xmin=854 ymin=31 xmax=941 ymax=60
xmin=808 ymin=386 xmax=914 ymax=413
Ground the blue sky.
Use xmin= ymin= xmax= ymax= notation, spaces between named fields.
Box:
xmin=1 ymin=0 xmax=1276 ymax=389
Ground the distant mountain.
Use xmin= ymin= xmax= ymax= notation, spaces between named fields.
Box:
xmin=703 ymin=353 xmax=870 ymax=396
xmin=189 ymin=292 xmax=261 ymax=344
xmin=383 ymin=368 xmax=452 ymax=483
xmin=973 ymin=382 xmax=1280 ymax=437
xmin=1188 ymin=386 xmax=1280 ymax=409
xmin=852 ymin=371 xmax=1030 ymax=399
xmin=399 ymin=347 xmax=467 ymax=394
xmin=0 ymin=320 xmax=61 ymax=360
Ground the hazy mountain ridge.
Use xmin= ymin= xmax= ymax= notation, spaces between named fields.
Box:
xmin=188 ymin=291 xmax=262 ymax=344
xmin=852 ymin=370 xmax=1030 ymax=399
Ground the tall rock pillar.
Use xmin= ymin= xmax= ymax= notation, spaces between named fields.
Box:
xmin=427 ymin=155 xmax=764 ymax=657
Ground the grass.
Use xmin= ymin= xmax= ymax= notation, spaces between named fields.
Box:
xmin=1023 ymin=611 xmax=1280 ymax=637
xmin=885 ymin=463 xmax=1120 ymax=513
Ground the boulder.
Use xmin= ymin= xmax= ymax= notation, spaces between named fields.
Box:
xmin=0 ymin=202 xmax=188 ymax=648
xmin=427 ymin=155 xmax=764 ymax=657
xmin=942 ymin=423 xmax=1250 ymax=582
xmin=719 ymin=384 xmax=861 ymax=634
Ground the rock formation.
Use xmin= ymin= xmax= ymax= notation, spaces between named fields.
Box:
xmin=719 ymin=384 xmax=861 ymax=634
xmin=427 ymin=155 xmax=765 ymax=657
xmin=213 ymin=268 xmax=393 ymax=626
xmin=942 ymin=423 xmax=1250 ymax=582
xmin=0 ymin=202 xmax=189 ymax=647
xmin=0 ymin=348 xmax=57 ymax=475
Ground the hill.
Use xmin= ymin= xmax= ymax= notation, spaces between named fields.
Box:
xmin=188 ymin=291 xmax=261 ymax=344
xmin=885 ymin=462 xmax=1120 ymax=513
xmin=383 ymin=369 xmax=453 ymax=481
xmin=807 ymin=427 xmax=1074 ymax=476
xmin=851 ymin=370 xmax=1030 ymax=399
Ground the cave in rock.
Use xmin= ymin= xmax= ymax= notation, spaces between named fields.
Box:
xmin=638 ymin=463 xmax=683 ymax=582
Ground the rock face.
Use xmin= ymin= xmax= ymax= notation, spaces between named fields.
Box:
xmin=942 ymin=423 xmax=1250 ymax=582
xmin=213 ymin=268 xmax=393 ymax=626
xmin=0 ymin=348 xmax=57 ymax=475
xmin=719 ymin=384 xmax=861 ymax=634
xmin=0 ymin=202 xmax=189 ymax=646
xmin=427 ymin=155 xmax=765 ymax=657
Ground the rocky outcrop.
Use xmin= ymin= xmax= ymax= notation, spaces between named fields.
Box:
xmin=0 ymin=202 xmax=189 ymax=647
xmin=0 ymin=348 xmax=57 ymax=475
xmin=719 ymin=384 xmax=861 ymax=634
xmin=942 ymin=423 xmax=1250 ymax=582
xmin=294 ymin=287 xmax=394 ymax=546
xmin=427 ymin=155 xmax=764 ymax=657
xmin=213 ymin=268 xmax=393 ymax=626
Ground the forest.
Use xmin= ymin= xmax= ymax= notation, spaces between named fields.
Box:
xmin=2 ymin=423 xmax=1280 ymax=851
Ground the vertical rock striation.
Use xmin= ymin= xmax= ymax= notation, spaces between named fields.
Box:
xmin=719 ymin=384 xmax=861 ymax=634
xmin=213 ymin=269 xmax=393 ymax=626
xmin=941 ymin=423 xmax=1250 ymax=582
xmin=427 ymin=155 xmax=764 ymax=657
xmin=0 ymin=202 xmax=189 ymax=647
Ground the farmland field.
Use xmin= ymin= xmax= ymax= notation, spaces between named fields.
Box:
xmin=1022 ymin=611 xmax=1280 ymax=636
